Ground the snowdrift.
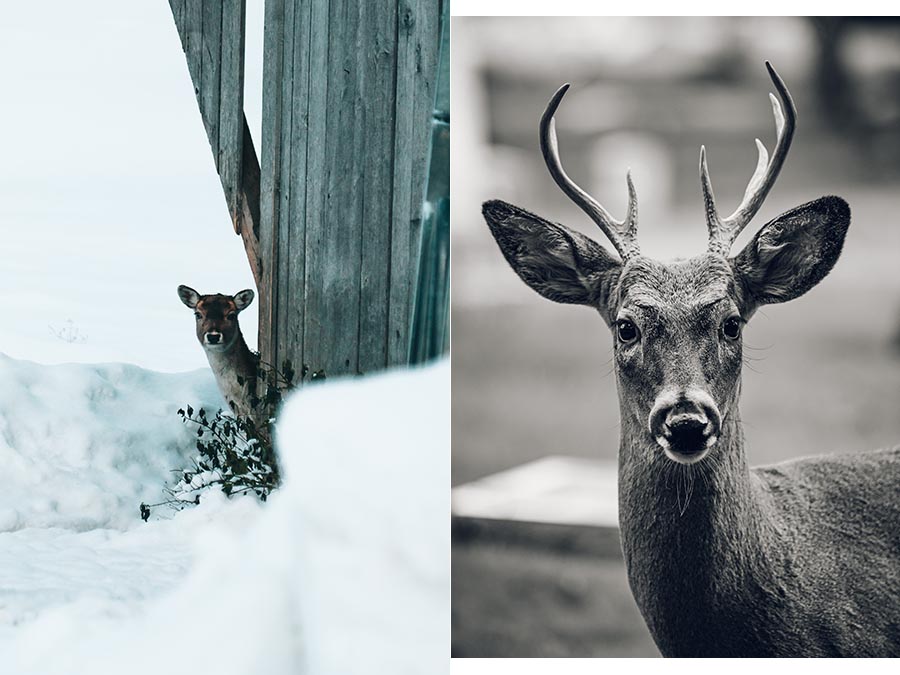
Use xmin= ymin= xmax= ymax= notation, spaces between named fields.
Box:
xmin=0 ymin=354 xmax=449 ymax=674
xmin=0 ymin=353 xmax=224 ymax=531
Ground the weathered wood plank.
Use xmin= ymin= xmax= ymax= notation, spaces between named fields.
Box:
xmin=169 ymin=0 xmax=187 ymax=48
xmin=388 ymin=0 xmax=417 ymax=366
xmin=388 ymin=0 xmax=440 ymax=365
xmin=409 ymin=0 xmax=449 ymax=363
xmin=337 ymin=0 xmax=365 ymax=376
xmin=199 ymin=0 xmax=223 ymax=165
xmin=259 ymin=0 xmax=286 ymax=364
xmin=319 ymin=0 xmax=363 ymax=377
xmin=219 ymin=0 xmax=245 ymax=223
xmin=357 ymin=0 xmax=397 ymax=374
xmin=300 ymin=0 xmax=331 ymax=376
xmin=184 ymin=0 xmax=203 ymax=98
xmin=273 ymin=0 xmax=297 ymax=374
xmin=406 ymin=0 xmax=440 ymax=281
xmin=281 ymin=0 xmax=313 ymax=370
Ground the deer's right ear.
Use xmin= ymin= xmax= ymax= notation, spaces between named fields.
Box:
xmin=483 ymin=200 xmax=622 ymax=323
xmin=177 ymin=285 xmax=200 ymax=309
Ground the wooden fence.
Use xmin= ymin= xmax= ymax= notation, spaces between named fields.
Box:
xmin=169 ymin=0 xmax=446 ymax=381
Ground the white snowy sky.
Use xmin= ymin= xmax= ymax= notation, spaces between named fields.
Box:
xmin=0 ymin=0 xmax=265 ymax=372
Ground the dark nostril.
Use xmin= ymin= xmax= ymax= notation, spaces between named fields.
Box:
xmin=649 ymin=390 xmax=723 ymax=456
xmin=206 ymin=333 xmax=221 ymax=344
xmin=664 ymin=412 xmax=712 ymax=457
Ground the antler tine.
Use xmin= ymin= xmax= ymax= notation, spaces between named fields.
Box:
xmin=539 ymin=83 xmax=640 ymax=261
xmin=702 ymin=61 xmax=797 ymax=256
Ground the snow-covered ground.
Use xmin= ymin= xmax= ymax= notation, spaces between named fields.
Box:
xmin=0 ymin=354 xmax=449 ymax=674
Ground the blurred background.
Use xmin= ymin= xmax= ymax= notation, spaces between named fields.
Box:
xmin=451 ymin=16 xmax=900 ymax=657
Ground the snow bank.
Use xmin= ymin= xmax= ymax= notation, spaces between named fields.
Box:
xmin=4 ymin=359 xmax=449 ymax=675
xmin=0 ymin=353 xmax=224 ymax=531
xmin=285 ymin=360 xmax=450 ymax=674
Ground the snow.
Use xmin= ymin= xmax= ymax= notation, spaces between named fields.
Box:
xmin=0 ymin=353 xmax=224 ymax=531
xmin=0 ymin=354 xmax=448 ymax=674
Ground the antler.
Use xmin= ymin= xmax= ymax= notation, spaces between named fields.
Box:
xmin=540 ymin=84 xmax=640 ymax=261
xmin=701 ymin=61 xmax=797 ymax=256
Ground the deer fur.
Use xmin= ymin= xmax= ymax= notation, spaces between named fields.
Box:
xmin=177 ymin=285 xmax=259 ymax=418
xmin=483 ymin=138 xmax=900 ymax=655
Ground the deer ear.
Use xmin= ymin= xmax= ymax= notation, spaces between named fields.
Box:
xmin=732 ymin=196 xmax=850 ymax=314
xmin=177 ymin=285 xmax=200 ymax=309
xmin=233 ymin=289 xmax=255 ymax=311
xmin=483 ymin=200 xmax=622 ymax=323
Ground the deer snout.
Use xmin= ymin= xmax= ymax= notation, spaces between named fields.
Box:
xmin=204 ymin=331 xmax=223 ymax=346
xmin=649 ymin=390 xmax=722 ymax=464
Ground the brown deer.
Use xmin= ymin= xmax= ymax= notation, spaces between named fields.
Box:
xmin=177 ymin=285 xmax=259 ymax=417
xmin=483 ymin=62 xmax=900 ymax=657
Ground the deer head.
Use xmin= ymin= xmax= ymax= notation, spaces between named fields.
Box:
xmin=177 ymin=285 xmax=255 ymax=353
xmin=483 ymin=62 xmax=850 ymax=465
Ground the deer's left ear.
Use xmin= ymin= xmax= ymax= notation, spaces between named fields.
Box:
xmin=731 ymin=196 xmax=850 ymax=314
xmin=233 ymin=289 xmax=255 ymax=311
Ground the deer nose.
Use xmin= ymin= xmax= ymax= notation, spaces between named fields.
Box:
xmin=205 ymin=332 xmax=222 ymax=345
xmin=649 ymin=390 xmax=722 ymax=463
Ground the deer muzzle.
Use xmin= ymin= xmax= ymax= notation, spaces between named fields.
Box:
xmin=649 ymin=389 xmax=722 ymax=464
xmin=204 ymin=331 xmax=225 ymax=349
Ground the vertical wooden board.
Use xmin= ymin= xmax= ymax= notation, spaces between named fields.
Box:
xmin=218 ymin=0 xmax=246 ymax=218
xmin=357 ymin=0 xmax=398 ymax=374
xmin=185 ymin=0 xmax=203 ymax=99
xmin=299 ymin=0 xmax=327 ymax=377
xmin=405 ymin=0 xmax=440 ymax=303
xmin=387 ymin=0 xmax=416 ymax=365
xmin=310 ymin=0 xmax=342 ymax=377
xmin=281 ymin=0 xmax=313 ymax=372
xmin=301 ymin=0 xmax=331 ymax=376
xmin=169 ymin=0 xmax=187 ymax=48
xmin=318 ymin=0 xmax=363 ymax=378
xmin=388 ymin=0 xmax=439 ymax=366
xmin=340 ymin=0 xmax=366 ymax=376
xmin=200 ymin=0 xmax=223 ymax=168
xmin=259 ymin=0 xmax=286 ymax=364
xmin=273 ymin=0 xmax=297 ymax=374
xmin=433 ymin=0 xmax=449 ymax=117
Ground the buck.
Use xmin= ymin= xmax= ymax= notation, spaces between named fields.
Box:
xmin=177 ymin=285 xmax=259 ymax=417
xmin=483 ymin=63 xmax=900 ymax=657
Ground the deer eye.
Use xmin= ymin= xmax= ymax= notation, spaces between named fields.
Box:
xmin=227 ymin=312 xmax=237 ymax=321
xmin=616 ymin=319 xmax=639 ymax=344
xmin=194 ymin=312 xmax=202 ymax=320
xmin=722 ymin=316 xmax=742 ymax=340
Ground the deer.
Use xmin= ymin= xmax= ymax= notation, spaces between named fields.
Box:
xmin=482 ymin=62 xmax=900 ymax=657
xmin=177 ymin=285 xmax=260 ymax=418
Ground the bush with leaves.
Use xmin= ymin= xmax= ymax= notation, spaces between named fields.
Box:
xmin=141 ymin=358 xmax=325 ymax=520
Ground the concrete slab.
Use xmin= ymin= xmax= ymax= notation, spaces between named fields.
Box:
xmin=451 ymin=455 xmax=618 ymax=528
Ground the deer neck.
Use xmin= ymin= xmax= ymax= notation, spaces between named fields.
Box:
xmin=616 ymin=403 xmax=786 ymax=655
xmin=203 ymin=331 xmax=257 ymax=415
